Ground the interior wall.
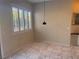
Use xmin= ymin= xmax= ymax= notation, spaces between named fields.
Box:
xmin=0 ymin=0 xmax=34 ymax=58
xmin=34 ymin=0 xmax=72 ymax=46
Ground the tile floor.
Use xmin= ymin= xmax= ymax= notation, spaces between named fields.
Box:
xmin=7 ymin=42 xmax=79 ymax=59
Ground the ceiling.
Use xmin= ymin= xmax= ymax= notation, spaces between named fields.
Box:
xmin=27 ymin=0 xmax=51 ymax=3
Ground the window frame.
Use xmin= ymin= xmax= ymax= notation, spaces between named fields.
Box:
xmin=12 ymin=6 xmax=32 ymax=33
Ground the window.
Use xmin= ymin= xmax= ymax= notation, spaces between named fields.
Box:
xmin=28 ymin=11 xmax=32 ymax=29
xmin=12 ymin=7 xmax=32 ymax=32
xmin=12 ymin=7 xmax=19 ymax=32
xmin=19 ymin=9 xmax=24 ymax=31
xmin=24 ymin=11 xmax=28 ymax=30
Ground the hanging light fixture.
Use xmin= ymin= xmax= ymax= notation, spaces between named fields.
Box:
xmin=43 ymin=0 xmax=47 ymax=25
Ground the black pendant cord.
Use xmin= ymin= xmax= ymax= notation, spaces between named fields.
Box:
xmin=44 ymin=0 xmax=45 ymax=21
xmin=43 ymin=0 xmax=47 ymax=25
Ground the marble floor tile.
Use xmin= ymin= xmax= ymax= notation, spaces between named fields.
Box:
xmin=7 ymin=42 xmax=79 ymax=59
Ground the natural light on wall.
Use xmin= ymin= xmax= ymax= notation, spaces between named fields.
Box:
xmin=12 ymin=7 xmax=32 ymax=32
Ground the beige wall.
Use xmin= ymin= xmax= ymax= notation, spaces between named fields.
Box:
xmin=34 ymin=0 xmax=72 ymax=46
xmin=0 ymin=0 xmax=33 ymax=58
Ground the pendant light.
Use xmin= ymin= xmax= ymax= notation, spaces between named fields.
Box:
xmin=43 ymin=0 xmax=47 ymax=25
